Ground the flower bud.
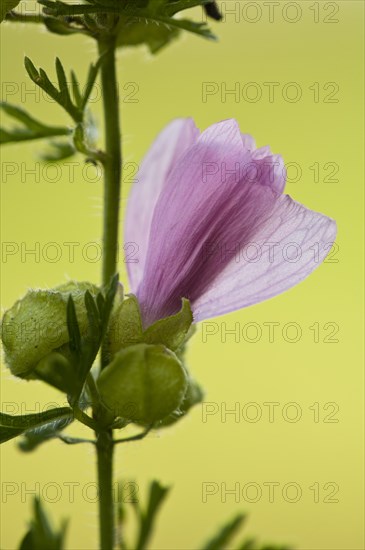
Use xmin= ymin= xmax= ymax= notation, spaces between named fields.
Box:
xmin=1 ymin=281 xmax=98 ymax=380
xmin=97 ymin=343 xmax=188 ymax=425
xmin=159 ymin=376 xmax=204 ymax=427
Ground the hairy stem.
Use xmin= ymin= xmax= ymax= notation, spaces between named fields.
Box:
xmin=96 ymin=430 xmax=115 ymax=550
xmin=98 ymin=35 xmax=122 ymax=291
xmin=96 ymin=31 xmax=121 ymax=550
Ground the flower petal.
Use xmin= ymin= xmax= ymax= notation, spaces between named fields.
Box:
xmin=192 ymin=195 xmax=337 ymax=321
xmin=241 ymin=135 xmax=286 ymax=193
xmin=124 ymin=118 xmax=199 ymax=291
xmin=136 ymin=119 xmax=284 ymax=326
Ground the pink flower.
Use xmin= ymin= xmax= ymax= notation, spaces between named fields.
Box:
xmin=125 ymin=119 xmax=337 ymax=327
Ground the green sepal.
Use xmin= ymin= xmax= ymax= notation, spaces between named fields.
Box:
xmin=105 ymin=294 xmax=143 ymax=359
xmin=31 ymin=352 xmax=78 ymax=394
xmin=97 ymin=343 xmax=188 ymax=425
xmin=18 ymin=497 xmax=67 ymax=550
xmin=0 ymin=407 xmax=73 ymax=444
xmin=144 ymin=298 xmax=193 ymax=351
xmin=106 ymin=296 xmax=194 ymax=360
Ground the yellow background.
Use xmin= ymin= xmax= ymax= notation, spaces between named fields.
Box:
xmin=0 ymin=1 xmax=364 ymax=549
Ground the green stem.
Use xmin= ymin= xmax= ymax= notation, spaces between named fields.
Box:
xmin=96 ymin=30 xmax=121 ymax=550
xmin=96 ymin=430 xmax=115 ymax=550
xmin=98 ymin=35 xmax=122 ymax=291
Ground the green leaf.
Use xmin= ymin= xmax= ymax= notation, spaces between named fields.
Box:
xmin=1 ymin=0 xmax=21 ymax=23
xmin=24 ymin=56 xmax=39 ymax=79
xmin=39 ymin=140 xmax=76 ymax=161
xmin=144 ymin=298 xmax=193 ymax=351
xmin=18 ymin=497 xmax=67 ymax=549
xmin=118 ymin=0 xmax=217 ymax=52
xmin=0 ymin=102 xmax=71 ymax=144
xmin=24 ymin=56 xmax=82 ymax=123
xmin=135 ymin=480 xmax=170 ymax=550
xmin=44 ymin=15 xmax=90 ymax=36
xmin=0 ymin=407 xmax=73 ymax=444
xmin=202 ymin=514 xmax=246 ymax=550
xmin=55 ymin=57 xmax=72 ymax=107
xmin=97 ymin=343 xmax=188 ymax=424
xmin=117 ymin=17 xmax=179 ymax=54
xmin=39 ymin=67 xmax=60 ymax=98
xmin=18 ymin=415 xmax=74 ymax=452
xmin=236 ymin=540 xmax=256 ymax=550
xmin=116 ymin=481 xmax=130 ymax=550
xmin=82 ymin=57 xmax=103 ymax=109
xmin=39 ymin=0 xmax=216 ymax=52
xmin=70 ymin=70 xmax=83 ymax=108
xmin=39 ymin=0 xmax=99 ymax=17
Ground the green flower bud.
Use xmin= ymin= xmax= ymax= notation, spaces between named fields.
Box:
xmin=160 ymin=376 xmax=204 ymax=427
xmin=1 ymin=281 xmax=99 ymax=381
xmin=97 ymin=343 xmax=188 ymax=425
